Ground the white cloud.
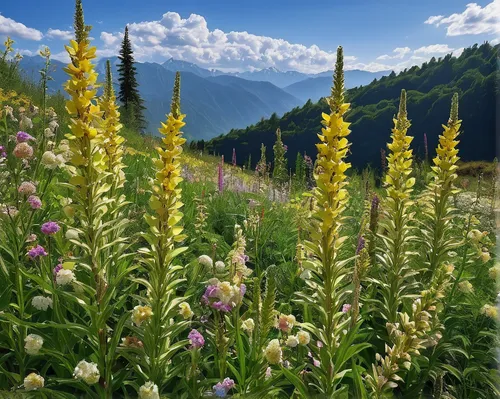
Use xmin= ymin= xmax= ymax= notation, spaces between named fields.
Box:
xmin=0 ymin=14 xmax=43 ymax=41
xmin=424 ymin=15 xmax=444 ymax=25
xmin=376 ymin=47 xmax=411 ymax=60
xmin=425 ymin=0 xmax=500 ymax=36
xmin=46 ymin=28 xmax=73 ymax=41
xmin=414 ymin=44 xmax=454 ymax=54
xmin=99 ymin=11 xmax=360 ymax=73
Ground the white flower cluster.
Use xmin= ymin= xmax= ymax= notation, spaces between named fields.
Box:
xmin=74 ymin=360 xmax=100 ymax=385
xmin=32 ymin=296 xmax=53 ymax=311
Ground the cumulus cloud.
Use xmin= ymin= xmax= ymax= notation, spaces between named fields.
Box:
xmin=46 ymin=28 xmax=73 ymax=41
xmin=376 ymin=47 xmax=411 ymax=60
xmin=0 ymin=14 xmax=43 ymax=41
xmin=99 ymin=11 xmax=359 ymax=73
xmin=424 ymin=0 xmax=500 ymax=36
xmin=414 ymin=44 xmax=454 ymax=54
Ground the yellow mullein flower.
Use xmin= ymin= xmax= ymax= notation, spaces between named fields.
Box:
xmin=385 ymin=89 xmax=414 ymax=201
xmin=2 ymin=37 xmax=14 ymax=61
xmin=100 ymin=60 xmax=125 ymax=188
xmin=148 ymin=71 xmax=187 ymax=247
xmin=432 ymin=93 xmax=460 ymax=184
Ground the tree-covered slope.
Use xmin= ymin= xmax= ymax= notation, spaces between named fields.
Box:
xmin=204 ymin=43 xmax=498 ymax=170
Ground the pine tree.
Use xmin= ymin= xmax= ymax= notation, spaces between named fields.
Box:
xmin=117 ymin=25 xmax=147 ymax=132
xmin=272 ymin=128 xmax=287 ymax=186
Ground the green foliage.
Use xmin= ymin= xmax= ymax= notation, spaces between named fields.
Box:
xmin=206 ymin=43 xmax=498 ymax=170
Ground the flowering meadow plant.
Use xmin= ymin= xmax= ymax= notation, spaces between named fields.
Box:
xmin=0 ymin=2 xmax=497 ymax=398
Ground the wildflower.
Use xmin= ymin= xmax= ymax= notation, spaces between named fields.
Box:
xmin=139 ymin=381 xmax=160 ymax=399
xmin=56 ymin=269 xmax=75 ymax=286
xmin=218 ymin=281 xmax=235 ymax=304
xmin=41 ymin=221 xmax=60 ymax=235
xmin=178 ymin=302 xmax=194 ymax=319
xmin=48 ymin=120 xmax=59 ymax=131
xmin=74 ymin=360 xmax=100 ymax=385
xmin=4 ymin=105 xmax=15 ymax=120
xmin=215 ymin=261 xmax=225 ymax=272
xmin=16 ymin=131 xmax=34 ymax=143
xmin=40 ymin=151 xmax=58 ymax=168
xmin=265 ymin=366 xmax=272 ymax=379
xmin=342 ymin=304 xmax=352 ymax=313
xmin=297 ymin=330 xmax=311 ymax=346
xmin=26 ymin=234 xmax=37 ymax=242
xmin=276 ymin=313 xmax=295 ymax=333
xmin=44 ymin=128 xmax=55 ymax=138
xmin=132 ymin=305 xmax=153 ymax=327
xmin=18 ymin=181 xmax=36 ymax=195
xmin=443 ymin=263 xmax=455 ymax=274
xmin=213 ymin=378 xmax=235 ymax=398
xmin=488 ymin=265 xmax=500 ymax=280
xmin=188 ymin=329 xmax=205 ymax=349
xmin=264 ymin=339 xmax=282 ymax=364
xmin=286 ymin=335 xmax=299 ymax=348
xmin=20 ymin=115 xmax=33 ymax=130
xmin=65 ymin=229 xmax=79 ymax=240
xmin=28 ymin=195 xmax=42 ymax=210
xmin=0 ymin=145 xmax=6 ymax=158
xmin=13 ymin=142 xmax=33 ymax=159
xmin=28 ymin=245 xmax=47 ymax=259
xmin=481 ymin=304 xmax=498 ymax=319
xmin=32 ymin=296 xmax=53 ymax=311
xmin=212 ymin=301 xmax=232 ymax=312
xmin=241 ymin=318 xmax=255 ymax=333
xmin=24 ymin=334 xmax=44 ymax=355
xmin=198 ymin=255 xmax=213 ymax=268
xmin=24 ymin=373 xmax=44 ymax=391
xmin=480 ymin=251 xmax=491 ymax=263
xmin=458 ymin=280 xmax=474 ymax=294
xmin=467 ymin=229 xmax=483 ymax=242
xmin=313 ymin=358 xmax=321 ymax=367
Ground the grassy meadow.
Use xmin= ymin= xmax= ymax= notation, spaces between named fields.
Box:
xmin=0 ymin=3 xmax=498 ymax=398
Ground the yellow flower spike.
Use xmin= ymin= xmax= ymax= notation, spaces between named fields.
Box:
xmin=147 ymin=71 xmax=187 ymax=247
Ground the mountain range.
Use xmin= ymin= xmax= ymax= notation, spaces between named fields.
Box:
xmin=203 ymin=43 xmax=498 ymax=169
xmin=17 ymin=55 xmax=387 ymax=139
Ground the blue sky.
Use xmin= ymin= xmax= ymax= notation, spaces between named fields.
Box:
xmin=0 ymin=0 xmax=498 ymax=73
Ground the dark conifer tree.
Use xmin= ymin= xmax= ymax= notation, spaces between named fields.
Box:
xmin=117 ymin=26 xmax=146 ymax=131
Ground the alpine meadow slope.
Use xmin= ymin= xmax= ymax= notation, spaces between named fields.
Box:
xmin=204 ymin=43 xmax=498 ymax=170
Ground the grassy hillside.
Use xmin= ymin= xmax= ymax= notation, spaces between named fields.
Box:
xmin=204 ymin=42 xmax=498 ymax=170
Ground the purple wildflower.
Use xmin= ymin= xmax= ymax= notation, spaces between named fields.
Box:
xmin=41 ymin=221 xmax=60 ymax=235
xmin=16 ymin=131 xmax=35 ymax=143
xmin=240 ymin=284 xmax=247 ymax=296
xmin=218 ymin=161 xmax=224 ymax=193
xmin=342 ymin=304 xmax=352 ymax=313
xmin=371 ymin=194 xmax=379 ymax=211
xmin=213 ymin=378 xmax=235 ymax=398
xmin=0 ymin=145 xmax=6 ymax=158
xmin=356 ymin=236 xmax=365 ymax=255
xmin=28 ymin=245 xmax=47 ymax=259
xmin=211 ymin=301 xmax=232 ymax=312
xmin=53 ymin=263 xmax=63 ymax=277
xmin=188 ymin=329 xmax=205 ymax=349
xmin=28 ymin=195 xmax=42 ymax=210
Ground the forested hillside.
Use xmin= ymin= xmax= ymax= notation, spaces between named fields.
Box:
xmin=203 ymin=43 xmax=498 ymax=170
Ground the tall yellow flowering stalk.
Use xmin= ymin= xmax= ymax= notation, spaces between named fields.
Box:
xmin=377 ymin=89 xmax=415 ymax=323
xmin=62 ymin=2 xmax=132 ymax=397
xmin=137 ymin=71 xmax=189 ymax=391
xmin=292 ymin=47 xmax=367 ymax=397
xmin=100 ymin=60 xmax=125 ymax=192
